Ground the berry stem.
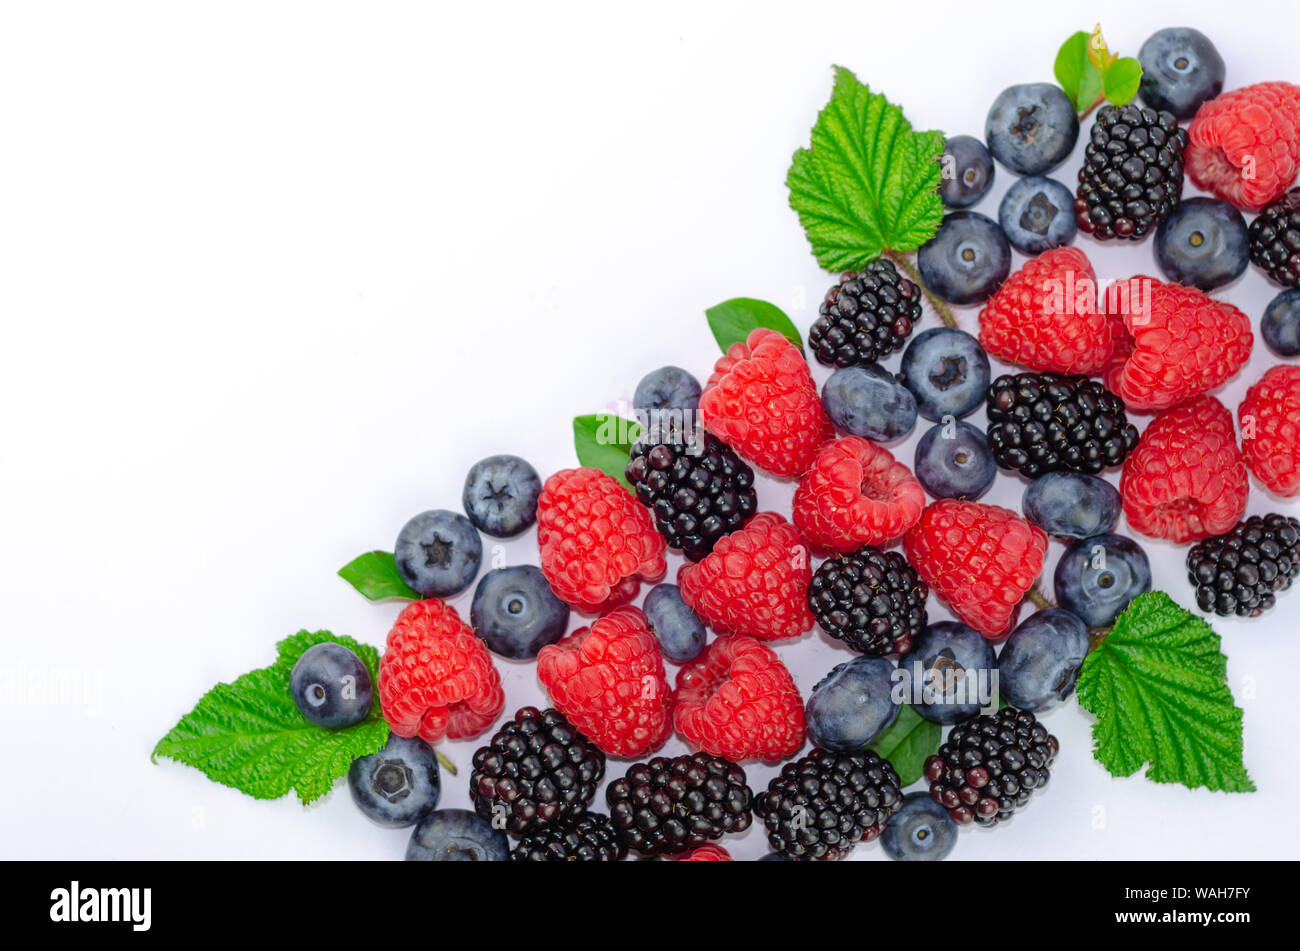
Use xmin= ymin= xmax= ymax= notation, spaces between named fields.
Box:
xmin=1079 ymin=92 xmax=1107 ymax=120
xmin=1089 ymin=627 xmax=1110 ymax=652
xmin=1025 ymin=585 xmax=1055 ymax=611
xmin=885 ymin=251 xmax=957 ymax=329
xmin=435 ymin=750 xmax=458 ymax=776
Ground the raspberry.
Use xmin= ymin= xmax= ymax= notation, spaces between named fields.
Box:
xmin=976 ymin=247 xmax=1115 ymax=375
xmin=677 ymin=843 xmax=732 ymax=861
xmin=699 ymin=328 xmax=832 ymax=479
xmin=1239 ymin=364 xmax=1300 ymax=497
xmin=809 ymin=259 xmax=923 ymax=368
xmin=536 ymin=606 xmax=673 ymax=758
xmin=677 ymin=512 xmax=814 ymax=641
xmin=902 ymin=500 xmax=1048 ymax=639
xmin=672 ymin=634 xmax=806 ymax=763
xmin=379 ymin=599 xmax=505 ymax=743
xmin=1186 ymin=82 xmax=1300 ymax=210
xmin=791 ymin=437 xmax=925 ymax=553
xmin=1248 ymin=188 xmax=1300 ymax=287
xmin=536 ymin=467 xmax=667 ymax=613
xmin=1120 ymin=395 xmax=1249 ymax=543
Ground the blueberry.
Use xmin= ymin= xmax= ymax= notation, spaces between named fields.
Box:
xmin=462 ymin=455 xmax=542 ymax=538
xmin=805 ymin=656 xmax=899 ymax=752
xmin=898 ymin=621 xmax=996 ymax=724
xmin=757 ymin=852 xmax=791 ymax=862
xmin=821 ymin=364 xmax=918 ymax=442
xmin=880 ymin=792 xmax=958 ymax=862
xmin=996 ymin=608 xmax=1090 ymax=713
xmin=914 ymin=421 xmax=996 ymax=501
xmin=1023 ymin=472 xmax=1121 ymax=540
xmin=1261 ymin=289 xmax=1300 ymax=357
xmin=1138 ymin=27 xmax=1225 ymax=120
xmin=394 ymin=509 xmax=482 ymax=598
xmin=984 ymin=83 xmax=1080 ymax=176
xmin=899 ymin=327 xmax=990 ymax=421
xmin=998 ymin=176 xmax=1077 ymax=255
xmin=405 ymin=808 xmax=509 ymax=862
xmin=1054 ymin=533 xmax=1152 ymax=627
xmin=633 ymin=365 xmax=701 ymax=428
xmin=940 ymin=135 xmax=995 ymax=209
xmin=348 ymin=733 xmax=441 ymax=828
xmin=1154 ymin=198 xmax=1249 ymax=291
xmin=917 ymin=212 xmax=1011 ymax=306
xmin=470 ymin=565 xmax=569 ymax=660
xmin=290 ymin=642 xmax=373 ymax=730
xmin=642 ymin=584 xmax=707 ymax=663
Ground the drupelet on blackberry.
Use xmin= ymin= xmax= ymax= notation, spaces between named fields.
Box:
xmin=509 ymin=812 xmax=626 ymax=862
xmin=808 ymin=547 xmax=928 ymax=656
xmin=605 ymin=751 xmax=753 ymax=856
xmin=1248 ymin=188 xmax=1300 ymax=288
xmin=809 ymin=259 xmax=923 ymax=368
xmin=1187 ymin=514 xmax=1300 ymax=618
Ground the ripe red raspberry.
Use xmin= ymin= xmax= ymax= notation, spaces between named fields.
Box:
xmin=677 ymin=512 xmax=814 ymax=641
xmin=903 ymin=500 xmax=1048 ymax=639
xmin=379 ymin=599 xmax=505 ymax=743
xmin=792 ymin=437 xmax=924 ymax=553
xmin=1239 ymin=365 xmax=1300 ymax=497
xmin=536 ymin=606 xmax=673 ymax=758
xmin=1186 ymin=82 xmax=1300 ymax=210
xmin=978 ymin=247 xmax=1116 ymax=375
xmin=677 ymin=843 xmax=732 ymax=861
xmin=699 ymin=328 xmax=832 ymax=479
xmin=673 ymin=634 xmax=806 ymax=763
xmin=536 ymin=467 xmax=666 ymax=613
xmin=1102 ymin=276 xmax=1252 ymax=411
xmin=1120 ymin=395 xmax=1249 ymax=543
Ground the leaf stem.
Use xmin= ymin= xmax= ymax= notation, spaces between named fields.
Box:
xmin=435 ymin=750 xmax=458 ymax=776
xmin=1025 ymin=585 xmax=1055 ymax=611
xmin=885 ymin=251 xmax=957 ymax=329
xmin=1078 ymin=92 xmax=1106 ymax=120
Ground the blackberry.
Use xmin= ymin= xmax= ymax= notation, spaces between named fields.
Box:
xmin=1075 ymin=103 xmax=1188 ymax=240
xmin=924 ymin=707 xmax=1058 ymax=827
xmin=986 ymin=372 xmax=1138 ymax=478
xmin=808 ymin=547 xmax=928 ymax=656
xmin=1247 ymin=188 xmax=1300 ymax=288
xmin=509 ymin=812 xmax=626 ymax=862
xmin=809 ymin=259 xmax=922 ymax=368
xmin=1187 ymin=514 xmax=1300 ymax=618
xmin=469 ymin=706 xmax=605 ymax=837
xmin=605 ymin=752 xmax=753 ymax=857
xmin=625 ymin=420 xmax=757 ymax=561
xmin=754 ymin=748 xmax=902 ymax=861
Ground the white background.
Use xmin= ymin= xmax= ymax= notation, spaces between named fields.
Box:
xmin=3 ymin=0 xmax=1299 ymax=860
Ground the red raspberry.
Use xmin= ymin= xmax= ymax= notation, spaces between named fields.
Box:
xmin=903 ymin=500 xmax=1048 ymax=639
xmin=536 ymin=467 xmax=666 ymax=613
xmin=379 ymin=599 xmax=505 ymax=743
xmin=792 ymin=436 xmax=924 ymax=553
xmin=672 ymin=634 xmax=806 ymax=763
xmin=1120 ymin=395 xmax=1249 ymax=543
xmin=1239 ymin=365 xmax=1300 ymax=497
xmin=677 ymin=512 xmax=814 ymax=641
xmin=699 ymin=328 xmax=832 ymax=479
xmin=677 ymin=843 xmax=732 ymax=861
xmin=536 ymin=606 xmax=673 ymax=758
xmin=1186 ymin=82 xmax=1300 ymax=210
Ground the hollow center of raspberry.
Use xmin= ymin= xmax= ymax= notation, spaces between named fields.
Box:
xmin=859 ymin=476 xmax=894 ymax=502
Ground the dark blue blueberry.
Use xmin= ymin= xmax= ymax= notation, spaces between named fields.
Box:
xmin=462 ymin=455 xmax=542 ymax=538
xmin=805 ymin=656 xmax=899 ymax=752
xmin=914 ymin=421 xmax=996 ymax=501
xmin=1054 ymin=533 xmax=1152 ymax=627
xmin=898 ymin=621 xmax=996 ymax=724
xmin=984 ymin=83 xmax=1079 ymax=175
xmin=899 ymin=327 xmax=990 ymax=421
xmin=757 ymin=852 xmax=791 ymax=862
xmin=1261 ymin=289 xmax=1300 ymax=357
xmin=996 ymin=608 xmax=1090 ymax=713
xmin=348 ymin=733 xmax=441 ymax=828
xmin=917 ymin=212 xmax=1011 ymax=306
xmin=290 ymin=642 xmax=373 ymax=730
xmin=405 ymin=808 xmax=509 ymax=861
xmin=880 ymin=792 xmax=958 ymax=862
xmin=940 ymin=135 xmax=995 ymax=209
xmin=642 ymin=584 xmax=707 ymax=663
xmin=1138 ymin=27 xmax=1226 ymax=120
xmin=394 ymin=509 xmax=482 ymax=598
xmin=998 ymin=176 xmax=1077 ymax=255
xmin=1023 ymin=471 xmax=1121 ymax=540
xmin=470 ymin=565 xmax=569 ymax=660
xmin=1154 ymin=197 xmax=1249 ymax=291
xmin=821 ymin=364 xmax=918 ymax=442
xmin=633 ymin=365 xmax=702 ymax=429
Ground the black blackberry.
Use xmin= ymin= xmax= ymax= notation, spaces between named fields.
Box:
xmin=625 ymin=420 xmax=757 ymax=561
xmin=809 ymin=259 xmax=923 ymax=368
xmin=924 ymin=707 xmax=1058 ymax=827
xmin=509 ymin=812 xmax=626 ymax=862
xmin=1187 ymin=514 xmax=1300 ymax=618
xmin=986 ymin=372 xmax=1139 ymax=478
xmin=753 ymin=748 xmax=902 ymax=861
xmin=469 ymin=706 xmax=605 ymax=837
xmin=808 ymin=547 xmax=928 ymax=656
xmin=605 ymin=751 xmax=753 ymax=856
xmin=1075 ymin=103 xmax=1188 ymax=240
xmin=1247 ymin=188 xmax=1300 ymax=288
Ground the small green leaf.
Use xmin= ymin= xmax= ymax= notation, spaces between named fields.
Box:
xmin=869 ymin=703 xmax=941 ymax=787
xmin=1054 ymin=31 xmax=1104 ymax=113
xmin=1086 ymin=23 xmax=1116 ymax=73
xmin=1103 ymin=57 xmax=1143 ymax=106
xmin=705 ymin=298 xmax=802 ymax=353
xmin=573 ymin=414 xmax=643 ymax=490
xmin=339 ymin=550 xmax=419 ymax=601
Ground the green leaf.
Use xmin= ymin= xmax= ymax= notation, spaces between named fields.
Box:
xmin=1076 ymin=592 xmax=1254 ymax=794
xmin=1103 ymin=56 xmax=1143 ymax=106
xmin=1054 ymin=31 xmax=1104 ymax=113
xmin=153 ymin=630 xmax=390 ymax=804
xmin=869 ymin=702 xmax=941 ymax=787
xmin=705 ymin=297 xmax=802 ymax=353
xmin=338 ymin=550 xmax=420 ymax=601
xmin=787 ymin=66 xmax=945 ymax=272
xmin=573 ymin=414 xmax=643 ymax=490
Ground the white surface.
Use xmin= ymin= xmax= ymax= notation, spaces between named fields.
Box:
xmin=2 ymin=0 xmax=1299 ymax=860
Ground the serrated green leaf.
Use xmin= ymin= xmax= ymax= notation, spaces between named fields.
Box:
xmin=573 ymin=414 xmax=642 ymax=490
xmin=1103 ymin=57 xmax=1143 ymax=106
xmin=338 ymin=550 xmax=419 ymax=601
xmin=1054 ymin=31 xmax=1105 ymax=113
xmin=705 ymin=298 xmax=802 ymax=353
xmin=869 ymin=702 xmax=941 ymax=787
xmin=153 ymin=630 xmax=389 ymax=804
xmin=1076 ymin=592 xmax=1254 ymax=794
xmin=787 ymin=66 xmax=945 ymax=272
